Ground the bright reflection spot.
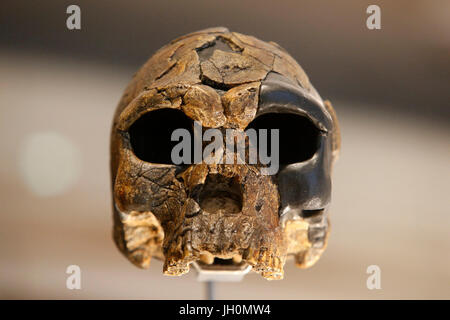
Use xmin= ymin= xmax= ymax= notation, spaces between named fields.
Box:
xmin=19 ymin=132 xmax=81 ymax=197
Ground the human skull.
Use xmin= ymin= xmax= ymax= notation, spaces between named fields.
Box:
xmin=110 ymin=27 xmax=340 ymax=280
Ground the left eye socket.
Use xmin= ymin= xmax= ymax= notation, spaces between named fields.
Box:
xmin=245 ymin=112 xmax=321 ymax=165
xmin=128 ymin=108 xmax=194 ymax=164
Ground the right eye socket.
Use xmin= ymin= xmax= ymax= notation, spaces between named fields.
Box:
xmin=128 ymin=108 xmax=194 ymax=164
xmin=245 ymin=112 xmax=321 ymax=165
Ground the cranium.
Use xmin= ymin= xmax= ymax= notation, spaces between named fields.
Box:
xmin=110 ymin=27 xmax=340 ymax=280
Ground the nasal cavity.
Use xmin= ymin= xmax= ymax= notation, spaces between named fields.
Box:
xmin=198 ymin=174 xmax=243 ymax=214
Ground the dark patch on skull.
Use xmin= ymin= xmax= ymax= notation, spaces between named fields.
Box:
xmin=196 ymin=37 xmax=235 ymax=61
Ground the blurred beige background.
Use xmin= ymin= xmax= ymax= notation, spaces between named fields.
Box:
xmin=0 ymin=0 xmax=449 ymax=299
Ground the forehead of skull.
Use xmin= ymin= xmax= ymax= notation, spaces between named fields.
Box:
xmin=116 ymin=28 xmax=328 ymax=131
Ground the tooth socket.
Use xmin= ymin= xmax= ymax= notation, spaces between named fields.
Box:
xmin=163 ymin=231 xmax=194 ymax=276
xmin=243 ymin=246 xmax=286 ymax=280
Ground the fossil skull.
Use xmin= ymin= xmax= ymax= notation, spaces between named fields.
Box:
xmin=110 ymin=27 xmax=340 ymax=280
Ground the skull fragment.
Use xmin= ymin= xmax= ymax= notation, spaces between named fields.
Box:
xmin=110 ymin=27 xmax=340 ymax=280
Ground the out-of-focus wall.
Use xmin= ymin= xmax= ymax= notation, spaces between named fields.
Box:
xmin=0 ymin=0 xmax=449 ymax=299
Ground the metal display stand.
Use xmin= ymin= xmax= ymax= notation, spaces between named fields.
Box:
xmin=192 ymin=261 xmax=252 ymax=300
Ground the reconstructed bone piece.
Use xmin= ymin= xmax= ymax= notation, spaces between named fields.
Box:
xmin=111 ymin=27 xmax=340 ymax=280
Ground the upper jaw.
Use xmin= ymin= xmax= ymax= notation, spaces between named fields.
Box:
xmin=162 ymin=207 xmax=287 ymax=280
